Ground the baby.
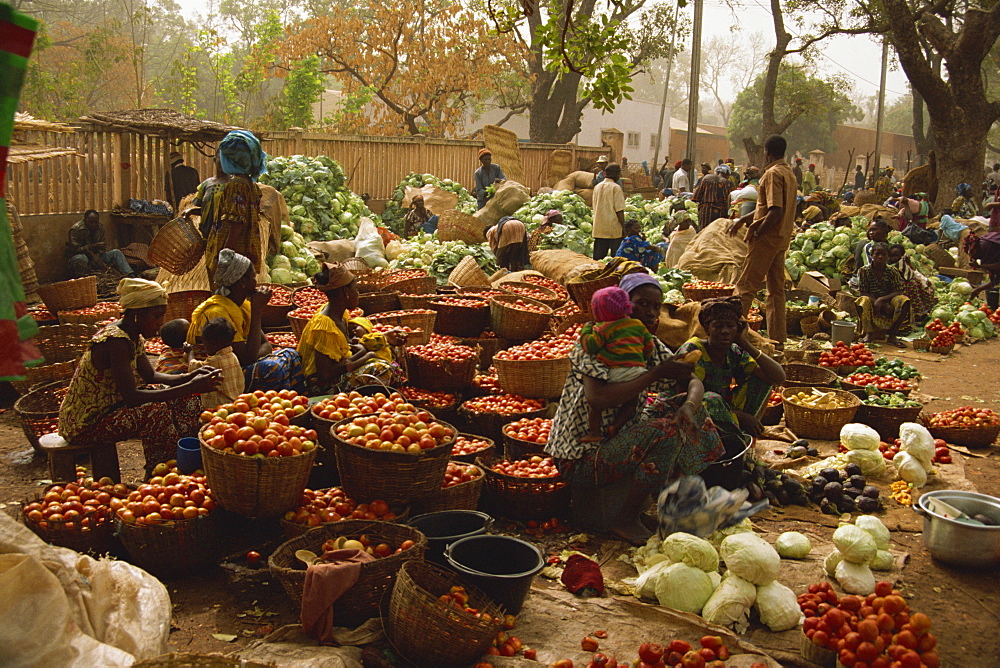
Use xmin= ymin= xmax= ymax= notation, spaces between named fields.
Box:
xmin=580 ymin=286 xmax=656 ymax=442
xmin=187 ymin=317 xmax=243 ymax=409
xmin=155 ymin=318 xmax=190 ymax=375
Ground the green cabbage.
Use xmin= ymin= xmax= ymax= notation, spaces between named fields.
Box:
xmin=654 ymin=563 xmax=716 ymax=613
xmin=774 ymin=532 xmax=812 ymax=559
xmin=720 ymin=533 xmax=780 ymax=585
xmin=832 ymin=524 xmax=876 ymax=564
xmin=755 ymin=581 xmax=803 ymax=631
xmin=661 ymin=532 xmax=719 ymax=572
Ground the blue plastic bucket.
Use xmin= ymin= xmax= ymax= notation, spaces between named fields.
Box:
xmin=176 ymin=437 xmax=202 ymax=474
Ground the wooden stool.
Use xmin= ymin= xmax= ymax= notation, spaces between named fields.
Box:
xmin=38 ymin=433 xmax=121 ymax=483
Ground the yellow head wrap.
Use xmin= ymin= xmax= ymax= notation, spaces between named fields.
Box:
xmin=117 ymin=277 xmax=168 ymax=310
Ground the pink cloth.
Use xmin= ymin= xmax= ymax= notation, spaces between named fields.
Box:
xmin=301 ymin=548 xmax=376 ymax=643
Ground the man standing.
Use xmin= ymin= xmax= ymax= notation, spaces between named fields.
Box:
xmin=801 ymin=163 xmax=818 ymax=194
xmin=854 ymin=165 xmax=866 ymax=191
xmin=592 ymin=155 xmax=610 ymax=186
xmin=874 ymin=167 xmax=895 ymax=202
xmin=592 ymin=163 xmax=626 ymax=260
xmin=792 ymin=158 xmax=803 ymax=188
xmin=67 ymin=209 xmax=136 ymax=278
xmin=164 ymin=151 xmax=200 ymax=211
xmin=728 ymin=135 xmax=797 ymax=344
xmin=474 ymin=148 xmax=505 ymax=209
xmin=671 ymin=158 xmax=693 ymax=193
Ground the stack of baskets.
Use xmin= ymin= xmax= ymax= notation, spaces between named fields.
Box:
xmin=14 ymin=380 xmax=67 ymax=452
xmin=36 ymin=275 xmax=97 ymax=314
xmin=489 ymin=295 xmax=552 ymax=341
xmin=429 ymin=296 xmax=490 ymax=338
xmin=117 ymin=514 xmax=218 ymax=577
xmin=477 ymin=456 xmax=570 ymax=521
xmin=781 ymin=387 xmax=861 ymax=440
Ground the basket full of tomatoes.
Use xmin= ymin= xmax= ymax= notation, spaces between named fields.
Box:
xmin=21 ymin=476 xmax=131 ymax=555
xmin=818 ymin=341 xmax=875 ymax=374
xmin=681 ymin=280 xmax=735 ymax=302
xmin=428 ymin=296 xmax=491 ymax=338
xmin=280 ymin=487 xmax=403 ymax=538
xmin=922 ymin=406 xmax=1000 ymax=448
xmin=450 ymin=433 xmax=496 ymax=464
xmin=458 ymin=394 xmax=548 ymax=443
xmin=502 ymin=417 xmax=553 ymax=461
xmin=489 ymin=295 xmax=553 ymax=341
xmin=412 ymin=461 xmax=485 ymax=514
xmin=405 ymin=340 xmax=480 ymax=390
xmin=261 ymin=284 xmax=294 ymax=327
xmin=478 ymin=455 xmax=569 ymax=521
xmin=57 ymin=300 xmax=122 ymax=326
xmin=492 ymin=327 xmax=579 ymax=400
xmin=842 ymin=373 xmax=913 ymax=395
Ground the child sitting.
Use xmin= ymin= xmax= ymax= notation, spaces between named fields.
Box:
xmin=614 ymin=219 xmax=664 ymax=270
xmin=187 ymin=317 xmax=244 ymax=409
xmin=155 ymin=318 xmax=190 ymax=375
xmin=579 ymin=286 xmax=656 ymax=442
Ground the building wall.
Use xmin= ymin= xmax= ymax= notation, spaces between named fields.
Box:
xmin=20 ymin=212 xmax=119 ymax=284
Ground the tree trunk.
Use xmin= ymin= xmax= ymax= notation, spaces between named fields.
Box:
xmin=743 ymin=0 xmax=790 ymax=166
xmin=528 ymin=70 xmax=586 ymax=143
xmin=928 ymin=114 xmax=991 ymax=212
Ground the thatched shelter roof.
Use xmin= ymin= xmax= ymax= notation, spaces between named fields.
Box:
xmin=8 ymin=144 xmax=82 ymax=164
xmin=78 ymin=109 xmax=259 ymax=143
xmin=14 ymin=113 xmax=74 ymax=133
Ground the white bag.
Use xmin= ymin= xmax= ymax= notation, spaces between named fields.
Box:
xmin=354 ymin=217 xmax=388 ymax=268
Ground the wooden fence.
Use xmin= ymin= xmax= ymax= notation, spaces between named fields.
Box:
xmin=7 ymin=127 xmax=608 ymax=216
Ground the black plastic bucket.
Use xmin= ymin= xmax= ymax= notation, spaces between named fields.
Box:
xmin=700 ymin=438 xmax=753 ymax=491
xmin=407 ymin=510 xmax=493 ymax=565
xmin=444 ymin=535 xmax=544 ymax=614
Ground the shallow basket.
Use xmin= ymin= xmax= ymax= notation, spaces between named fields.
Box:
xmin=405 ymin=347 xmax=479 ymax=391
xmin=369 ymin=309 xmax=437 ymax=335
xmin=387 ymin=560 xmax=503 ymax=667
xmin=268 ymin=520 xmax=427 ymax=626
xmin=58 ymin=303 xmax=122 ymax=326
xmin=33 ymin=323 xmax=94 ymax=364
xmin=116 ymin=514 xmax=218 ymax=578
xmin=921 ymin=413 xmax=1000 ymax=448
xmin=493 ymin=356 xmax=570 ymax=400
xmin=261 ymin=285 xmax=295 ymax=328
xmin=411 ymin=463 xmax=485 ymax=515
xmin=384 ymin=275 xmax=438 ymax=295
xmin=148 ymin=214 xmax=206 ymax=276
xmin=165 ymin=290 xmax=212 ymax=324
xmin=331 ymin=417 xmax=458 ymax=504
xmin=429 ymin=297 xmax=490 ymax=338
xmin=502 ymin=422 xmax=552 ymax=461
xmin=489 ymin=295 xmax=552 ymax=341
xmin=199 ymin=437 xmax=317 ymax=518
xmin=477 ymin=456 xmax=570 ymax=521
xmin=398 ymin=293 xmax=435 ymax=310
xmin=450 ymin=433 xmax=496 ymax=464
xmin=14 ymin=380 xmax=67 ymax=452
xmin=782 ymin=363 xmax=838 ymax=388
xmin=856 ymin=403 xmax=924 ymax=441
xmin=22 ymin=489 xmax=115 ymax=555
xmin=458 ymin=400 xmax=549 ymax=443
xmin=447 ymin=255 xmax=491 ymax=288
xmin=10 ymin=359 xmax=78 ymax=395
xmin=37 ymin=275 xmax=97 ymax=312
xmin=358 ymin=291 xmax=401 ymax=316
xmin=682 ymin=284 xmax=736 ymax=302
xmin=781 ymin=387 xmax=861 ymax=440
xmin=499 ymin=281 xmax=562 ymax=308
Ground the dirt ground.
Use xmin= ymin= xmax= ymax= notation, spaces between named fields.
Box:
xmin=2 ymin=340 xmax=999 ymax=666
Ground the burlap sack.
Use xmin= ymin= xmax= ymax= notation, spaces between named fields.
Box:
xmin=403 ymin=184 xmax=459 ymax=217
xmin=572 ymin=170 xmax=596 ymax=190
xmin=576 ymin=188 xmax=594 ymax=207
xmin=838 ymin=205 xmax=861 ymax=217
xmin=859 ymin=204 xmax=897 ymax=221
xmin=655 ymin=301 xmax=773 ymax=350
xmin=554 ymin=177 xmax=577 ymax=192
xmin=676 ymin=218 xmax=748 ymax=284
xmin=473 ymin=180 xmax=531 ymax=229
xmin=529 ymin=249 xmax=600 ymax=285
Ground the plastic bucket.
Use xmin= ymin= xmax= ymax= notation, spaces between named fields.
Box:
xmin=444 ymin=535 xmax=544 ymax=614
xmin=176 ymin=437 xmax=202 ymax=474
xmin=407 ymin=510 xmax=493 ymax=566
xmin=987 ymin=289 xmax=999 ymax=311
xmin=831 ymin=320 xmax=856 ymax=345
xmin=700 ymin=437 xmax=752 ymax=491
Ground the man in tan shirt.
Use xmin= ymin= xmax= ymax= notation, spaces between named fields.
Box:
xmin=592 ymin=163 xmax=626 ymax=260
xmin=728 ymin=134 xmax=798 ymax=344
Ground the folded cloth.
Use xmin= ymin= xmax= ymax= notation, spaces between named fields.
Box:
xmin=560 ymin=554 xmax=604 ymax=595
xmin=301 ymin=548 xmax=376 ymax=644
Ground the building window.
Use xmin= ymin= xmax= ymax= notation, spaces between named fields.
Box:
xmin=627 ymin=131 xmax=640 ymax=148
xmin=649 ymin=133 xmax=660 ymax=149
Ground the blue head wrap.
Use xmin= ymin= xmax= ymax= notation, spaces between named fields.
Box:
xmin=955 ymin=183 xmax=971 ymax=196
xmin=217 ymin=130 xmax=268 ymax=180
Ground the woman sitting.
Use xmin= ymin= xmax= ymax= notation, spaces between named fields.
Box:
xmin=615 ymin=219 xmax=665 ymax=270
xmin=545 ymin=272 xmax=725 ymax=545
xmin=888 ymin=243 xmax=936 ymax=320
xmin=674 ymin=297 xmax=786 ymax=447
xmin=59 ymin=279 xmax=220 ymax=475
xmin=187 ymin=249 xmax=304 ymax=392
xmin=297 ymin=263 xmax=396 ymax=394
xmin=855 ymin=242 xmax=911 ymax=345
xmin=965 ymin=231 xmax=1000 ymax=300
xmin=486 ymin=216 xmax=529 ymax=271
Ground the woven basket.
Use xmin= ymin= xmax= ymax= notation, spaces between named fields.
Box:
xmin=438 ymin=209 xmax=487 ymax=244
xmin=786 ymin=305 xmax=826 ymax=336
xmin=387 ymin=560 xmax=503 ymax=667
xmin=499 ymin=281 xmax=562 ymax=308
xmin=783 ymin=348 xmax=823 ymax=365
xmin=856 ymin=403 xmax=923 ymax=440
xmin=398 ymin=294 xmax=435 ymax=310
xmin=58 ymin=303 xmax=122 ymax=326
xmin=37 ymin=275 xmax=97 ymax=312
xmin=447 ymin=255 xmax=492 ymax=288
xmin=288 ymin=314 xmax=312 ymax=339
xmin=33 ymin=323 xmax=94 ymax=364
xmin=165 ymin=290 xmax=212 ymax=324
xmin=116 ymin=514 xmax=218 ymax=577
xmin=11 ymin=359 xmax=77 ymax=395
xmin=358 ymin=291 xmax=401 ymax=315
xmin=839 ymin=380 xmax=911 ymax=396
xmin=385 ymin=275 xmax=438 ymax=295
xmin=921 ymin=414 xmax=1000 ymax=448
xmin=14 ymin=380 xmax=67 ymax=452
xmin=781 ymin=387 xmax=861 ymax=440
xmin=261 ymin=285 xmax=295 ymax=328
xmin=800 ymin=315 xmax=822 ymax=338
xmin=268 ymin=520 xmax=427 ymax=626
xmin=493 ymin=356 xmax=570 ymax=400
xmin=199 ymin=437 xmax=317 ymax=518
xmin=458 ymin=400 xmax=549 ymax=443
xmin=411 ymin=463 xmax=485 ymax=515
xmin=369 ymin=309 xmax=437 ymax=335
xmin=291 ymin=286 xmax=325 ymax=309
xmin=502 ymin=423 xmax=552 ymax=461
xmin=429 ymin=297 xmax=490 ymax=338
xmin=523 ymin=275 xmax=570 ymax=301
xmin=457 ymin=287 xmax=507 ymax=300
xmin=331 ymin=418 xmax=458 ymax=504
xmin=783 ymin=363 xmax=838 ymax=388
xmin=148 ymin=214 xmax=206 ymax=275
xmin=458 ymin=335 xmax=509 ymax=370
xmin=477 ymin=456 xmax=570 ymax=521
xmin=683 ymin=285 xmax=736 ymax=302
xmin=279 ymin=504 xmax=411 ymax=539
xmin=342 ymin=256 xmax=371 ymax=276
xmin=489 ymin=295 xmax=552 ymax=341
xmin=405 ymin=347 xmax=479 ymax=391
xmin=929 ymin=342 xmax=955 ymax=355
xmin=800 ymin=631 xmax=837 ymax=667
xmin=133 ymin=653 xmax=276 ymax=667
xmin=21 ymin=489 xmax=115 ymax=555
xmin=566 ymin=274 xmax=619 ymax=312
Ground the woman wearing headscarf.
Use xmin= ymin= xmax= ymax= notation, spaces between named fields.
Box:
xmin=190 ymin=130 xmax=268 ymax=281
xmin=486 ymin=216 xmax=529 ymax=271
xmin=545 ymin=272 xmax=725 ymax=545
xmin=691 ymin=164 xmax=734 ymax=230
xmin=674 ymin=297 xmax=785 ymax=445
xmin=187 ymin=249 xmax=304 ymax=392
xmin=474 ymin=148 xmax=505 ymax=209
xmin=950 ymin=183 xmax=980 ymax=219
xmin=59 ymin=278 xmax=220 ymax=475
xmin=527 ymin=210 xmax=561 ymax=252
xmin=855 ymin=242 xmax=912 ymax=346
xmin=297 ymin=263 xmax=395 ymax=393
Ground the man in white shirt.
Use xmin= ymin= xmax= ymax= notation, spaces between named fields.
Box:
xmin=671 ymin=158 xmax=693 ymax=193
xmin=591 ymin=163 xmax=626 ymax=260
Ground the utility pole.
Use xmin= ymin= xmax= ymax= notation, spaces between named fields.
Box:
xmin=685 ymin=0 xmax=703 ymax=166
xmin=652 ymin=4 xmax=681 ymax=171
xmin=872 ymin=38 xmax=889 ymax=178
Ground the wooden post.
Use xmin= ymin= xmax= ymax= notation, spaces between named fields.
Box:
xmin=113 ymin=132 xmax=129 ymax=206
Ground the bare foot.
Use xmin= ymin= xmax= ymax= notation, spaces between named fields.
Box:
xmin=611 ymin=521 xmax=652 ymax=546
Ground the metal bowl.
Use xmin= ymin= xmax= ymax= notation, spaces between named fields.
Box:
xmin=914 ymin=490 xmax=1000 ymax=569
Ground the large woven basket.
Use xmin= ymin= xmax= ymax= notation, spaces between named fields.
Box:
xmin=783 ymin=348 xmax=823 ymax=365
xmin=566 ymin=274 xmax=619 ymax=312
xmin=429 ymin=297 xmax=490 ymax=338
xmin=499 ymin=281 xmax=562 ymax=308
xmin=502 ymin=422 xmax=553 ymax=461
xmin=22 ymin=487 xmax=116 ymax=555
xmin=268 ymin=520 xmax=427 ymax=626
xmin=489 ymin=295 xmax=552 ymax=341
xmin=33 ymin=323 xmax=94 ymax=364
xmin=199 ymin=436 xmax=317 ymax=518
xmin=384 ymin=274 xmax=438 ymax=295
xmin=405 ymin=347 xmax=480 ymax=391
xmin=856 ymin=403 xmax=924 ymax=441
xmin=921 ymin=413 xmax=1000 ymax=448
xmin=783 ymin=363 xmax=838 ymax=388
xmin=477 ymin=456 xmax=570 ymax=521
xmin=459 ymin=335 xmax=510 ymax=370
xmin=493 ymin=356 xmax=571 ymax=400
xmin=165 ymin=290 xmax=212 ymax=323
xmin=133 ymin=653 xmax=275 ymax=667
xmin=291 ymin=285 xmax=325 ymax=309
xmin=37 ymin=275 xmax=97 ymax=313
xmin=116 ymin=514 xmax=218 ymax=577
xmin=411 ymin=462 xmax=485 ymax=515
xmin=342 ymin=256 xmax=371 ymax=276
xmin=447 ymin=255 xmax=491 ymax=288
xmin=288 ymin=313 xmax=312 ymax=339
xmin=369 ymin=309 xmax=437 ymax=334
xmin=358 ymin=291 xmax=400 ymax=315
xmin=387 ymin=560 xmax=503 ymax=667
xmin=148 ymin=214 xmax=206 ymax=275
xmin=450 ymin=433 xmax=496 ymax=464
xmin=58 ymin=302 xmax=122 ymax=326
xmin=438 ymin=209 xmax=486 ymax=244
xmin=331 ymin=417 xmax=458 ymax=504
xmin=458 ymin=400 xmax=549 ymax=443
xmin=11 ymin=359 xmax=77 ymax=395
xmin=398 ymin=293 xmax=435 ymax=310
xmin=14 ymin=380 xmax=67 ymax=452
xmin=781 ymin=387 xmax=861 ymax=440
xmin=260 ymin=284 xmax=295 ymax=328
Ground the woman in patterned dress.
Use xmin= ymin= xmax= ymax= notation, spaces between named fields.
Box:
xmin=855 ymin=242 xmax=912 ymax=346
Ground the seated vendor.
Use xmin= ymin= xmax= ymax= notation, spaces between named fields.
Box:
xmin=615 ymin=219 xmax=664 ymax=270
xmin=67 ymin=210 xmax=136 ymax=279
xmin=545 ymin=272 xmax=726 ymax=545
xmin=855 ymin=242 xmax=911 ymax=346
xmin=674 ymin=297 xmax=786 ymax=446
